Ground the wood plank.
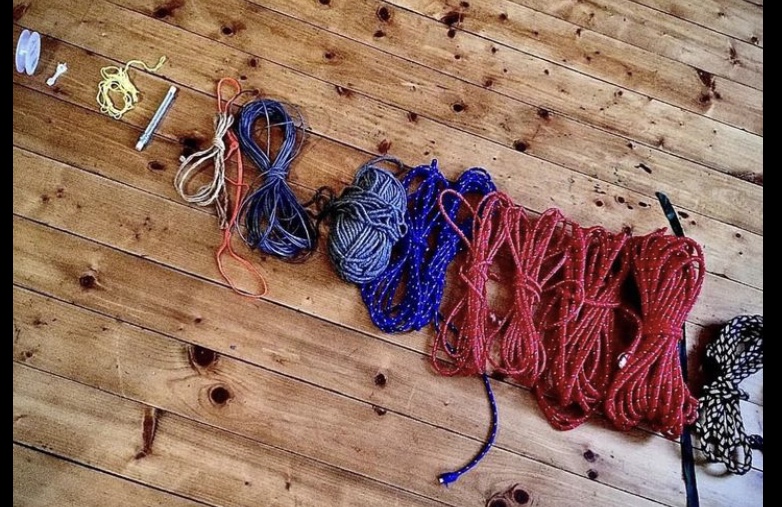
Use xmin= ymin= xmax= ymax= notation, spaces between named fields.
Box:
xmin=115 ymin=0 xmax=763 ymax=177
xmin=630 ymin=0 xmax=763 ymax=46
xmin=11 ymin=205 xmax=764 ymax=489
xmin=255 ymin=0 xmax=762 ymax=136
xmin=12 ymin=2 xmax=763 ymax=506
xmin=14 ymin=0 xmax=763 ymax=190
xmin=11 ymin=279 xmax=762 ymax=465
xmin=11 ymin=336 xmax=671 ymax=507
xmin=11 ymin=35 xmax=764 ymax=292
xmin=12 ymin=285 xmax=763 ymax=506
xmin=12 ymin=11 xmax=764 ymax=239
xmin=499 ymin=0 xmax=763 ymax=77
xmin=12 ymin=364 xmax=450 ymax=507
xmin=13 ymin=445 xmax=211 ymax=507
xmin=11 ymin=136 xmax=762 ymax=350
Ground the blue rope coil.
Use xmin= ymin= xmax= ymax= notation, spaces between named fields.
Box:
xmin=360 ymin=159 xmax=496 ymax=333
xmin=236 ymin=98 xmax=317 ymax=261
xmin=326 ymin=156 xmax=408 ymax=284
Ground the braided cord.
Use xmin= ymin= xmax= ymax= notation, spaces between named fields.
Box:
xmin=236 ymin=99 xmax=317 ymax=261
xmin=437 ymin=373 xmax=498 ymax=486
xmin=359 ymin=160 xmax=496 ymax=333
xmin=695 ymin=315 xmax=763 ymax=474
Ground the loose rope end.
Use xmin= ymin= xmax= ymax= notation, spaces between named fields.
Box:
xmin=437 ymin=471 xmax=461 ymax=487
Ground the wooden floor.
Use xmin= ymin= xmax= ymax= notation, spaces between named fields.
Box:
xmin=13 ymin=0 xmax=762 ymax=506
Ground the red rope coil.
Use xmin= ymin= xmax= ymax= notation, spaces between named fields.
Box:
xmin=534 ymin=226 xmax=637 ymax=430
xmin=431 ymin=191 xmax=508 ymax=377
xmin=604 ymin=229 xmax=704 ymax=438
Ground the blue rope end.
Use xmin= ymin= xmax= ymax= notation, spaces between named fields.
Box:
xmin=437 ymin=471 xmax=461 ymax=487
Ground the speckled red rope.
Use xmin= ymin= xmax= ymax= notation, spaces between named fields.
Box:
xmin=431 ymin=192 xmax=574 ymax=385
xmin=499 ymin=201 xmax=574 ymax=387
xmin=534 ymin=226 xmax=637 ymax=430
xmin=431 ymin=191 xmax=508 ymax=377
xmin=604 ymin=229 xmax=704 ymax=438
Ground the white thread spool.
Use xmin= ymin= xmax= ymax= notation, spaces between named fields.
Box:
xmin=15 ymin=29 xmax=41 ymax=75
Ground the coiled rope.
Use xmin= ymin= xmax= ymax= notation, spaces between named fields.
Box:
xmin=322 ymin=156 xmax=408 ymax=284
xmin=96 ymin=56 xmax=166 ymax=120
xmin=360 ymin=160 xmax=496 ymax=333
xmin=236 ymin=99 xmax=316 ymax=261
xmin=695 ymin=315 xmax=763 ymax=474
xmin=604 ymin=230 xmax=705 ymax=438
xmin=173 ymin=78 xmax=267 ymax=298
xmin=535 ymin=226 xmax=636 ymax=430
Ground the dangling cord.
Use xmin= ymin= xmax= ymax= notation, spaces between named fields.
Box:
xmin=213 ymin=78 xmax=267 ymax=298
xmin=695 ymin=315 xmax=763 ymax=475
xmin=360 ymin=160 xmax=496 ymax=333
xmin=431 ymin=191 xmax=508 ymax=377
xmin=656 ymin=192 xmax=700 ymax=507
xmin=534 ymin=226 xmax=635 ymax=430
xmin=96 ymin=56 xmax=167 ymax=120
xmin=437 ymin=371 xmax=498 ymax=486
xmin=236 ymin=99 xmax=316 ymax=261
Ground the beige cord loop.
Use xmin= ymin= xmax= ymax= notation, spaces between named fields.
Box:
xmin=174 ymin=112 xmax=234 ymax=228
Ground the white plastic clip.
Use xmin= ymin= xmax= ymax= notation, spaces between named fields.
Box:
xmin=46 ymin=62 xmax=68 ymax=86
xmin=15 ymin=29 xmax=41 ymax=75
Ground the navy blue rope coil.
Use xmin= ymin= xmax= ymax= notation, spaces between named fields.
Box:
xmin=236 ymin=98 xmax=317 ymax=261
xmin=360 ymin=159 xmax=496 ymax=333
xmin=325 ymin=156 xmax=408 ymax=284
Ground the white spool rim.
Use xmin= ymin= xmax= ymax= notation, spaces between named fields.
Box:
xmin=25 ymin=30 xmax=41 ymax=75
xmin=15 ymin=29 xmax=31 ymax=74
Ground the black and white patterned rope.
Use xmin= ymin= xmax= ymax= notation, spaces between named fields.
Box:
xmin=695 ymin=315 xmax=763 ymax=475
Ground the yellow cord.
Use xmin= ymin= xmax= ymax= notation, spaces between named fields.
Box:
xmin=96 ymin=56 xmax=167 ymax=120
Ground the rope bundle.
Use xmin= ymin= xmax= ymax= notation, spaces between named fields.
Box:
xmin=604 ymin=230 xmax=705 ymax=438
xmin=695 ymin=315 xmax=763 ymax=474
xmin=431 ymin=192 xmax=574 ymax=387
xmin=535 ymin=226 xmax=634 ymax=430
xmin=96 ymin=56 xmax=166 ymax=120
xmin=172 ymin=78 xmax=267 ymax=298
xmin=324 ymin=157 xmax=408 ymax=284
xmin=425 ymin=190 xmax=706 ymax=438
xmin=236 ymin=99 xmax=317 ymax=261
xmin=175 ymin=100 xmax=234 ymax=228
xmin=360 ymin=160 xmax=496 ymax=332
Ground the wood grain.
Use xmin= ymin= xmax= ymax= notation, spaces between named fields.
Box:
xmin=630 ymin=0 xmax=763 ymax=46
xmin=117 ymin=0 xmax=764 ymax=178
xmin=13 ymin=364 xmax=451 ymax=507
xmin=12 ymin=286 xmax=763 ymax=507
xmin=12 ymin=9 xmax=764 ymax=236
xmin=13 ymin=0 xmax=762 ymax=505
xmin=255 ymin=0 xmax=763 ymax=135
xmin=500 ymin=0 xmax=763 ymax=74
xmin=14 ymin=0 xmax=763 ymax=188
xmin=13 ymin=445 xmax=211 ymax=507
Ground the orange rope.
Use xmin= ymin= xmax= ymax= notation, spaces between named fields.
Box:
xmin=214 ymin=78 xmax=267 ymax=298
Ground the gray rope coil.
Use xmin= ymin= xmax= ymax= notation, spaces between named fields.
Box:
xmin=323 ymin=156 xmax=408 ymax=284
xmin=695 ymin=315 xmax=763 ymax=475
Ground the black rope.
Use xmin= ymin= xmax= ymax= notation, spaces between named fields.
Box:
xmin=695 ymin=315 xmax=763 ymax=475
xmin=655 ymin=192 xmax=699 ymax=507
